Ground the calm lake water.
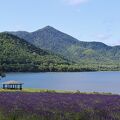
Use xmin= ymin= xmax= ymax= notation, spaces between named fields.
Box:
xmin=1 ymin=72 xmax=120 ymax=94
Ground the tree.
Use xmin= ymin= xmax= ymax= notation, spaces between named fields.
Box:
xmin=0 ymin=72 xmax=6 ymax=79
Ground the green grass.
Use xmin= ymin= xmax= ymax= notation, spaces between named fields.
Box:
xmin=0 ymin=88 xmax=73 ymax=93
xmin=0 ymin=88 xmax=113 ymax=95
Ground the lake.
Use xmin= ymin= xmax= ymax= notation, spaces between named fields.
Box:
xmin=1 ymin=72 xmax=120 ymax=94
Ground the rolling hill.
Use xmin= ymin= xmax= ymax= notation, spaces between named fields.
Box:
xmin=9 ymin=26 xmax=120 ymax=65
xmin=0 ymin=33 xmax=70 ymax=72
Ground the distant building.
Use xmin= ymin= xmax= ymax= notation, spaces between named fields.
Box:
xmin=2 ymin=80 xmax=24 ymax=90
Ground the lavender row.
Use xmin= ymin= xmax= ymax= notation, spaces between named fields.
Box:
xmin=0 ymin=92 xmax=120 ymax=120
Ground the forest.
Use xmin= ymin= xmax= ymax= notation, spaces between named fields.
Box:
xmin=0 ymin=33 xmax=120 ymax=72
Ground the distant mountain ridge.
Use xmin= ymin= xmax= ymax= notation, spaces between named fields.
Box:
xmin=7 ymin=26 xmax=120 ymax=64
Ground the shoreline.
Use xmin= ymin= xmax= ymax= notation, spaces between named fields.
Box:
xmin=0 ymin=88 xmax=118 ymax=96
xmin=4 ymin=71 xmax=120 ymax=74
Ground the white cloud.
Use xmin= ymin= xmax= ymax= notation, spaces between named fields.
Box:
xmin=64 ymin=0 xmax=88 ymax=6
xmin=96 ymin=34 xmax=112 ymax=40
xmin=94 ymin=33 xmax=114 ymax=45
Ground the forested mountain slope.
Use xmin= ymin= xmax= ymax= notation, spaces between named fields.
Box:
xmin=0 ymin=33 xmax=70 ymax=72
xmin=9 ymin=26 xmax=120 ymax=64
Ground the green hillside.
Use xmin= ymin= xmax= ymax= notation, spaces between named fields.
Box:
xmin=9 ymin=26 xmax=120 ymax=65
xmin=0 ymin=33 xmax=70 ymax=72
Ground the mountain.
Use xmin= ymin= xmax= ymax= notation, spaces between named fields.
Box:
xmin=0 ymin=33 xmax=70 ymax=72
xmin=8 ymin=26 xmax=120 ymax=65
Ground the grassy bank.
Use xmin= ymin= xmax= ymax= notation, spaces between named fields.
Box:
xmin=0 ymin=88 xmax=70 ymax=93
xmin=0 ymin=88 xmax=114 ymax=96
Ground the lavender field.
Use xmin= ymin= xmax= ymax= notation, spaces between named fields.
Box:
xmin=0 ymin=92 xmax=119 ymax=120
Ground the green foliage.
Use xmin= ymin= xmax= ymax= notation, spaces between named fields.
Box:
xmin=9 ymin=26 xmax=120 ymax=64
xmin=1 ymin=31 xmax=120 ymax=72
xmin=0 ymin=33 xmax=70 ymax=72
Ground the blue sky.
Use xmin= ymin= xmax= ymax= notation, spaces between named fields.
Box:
xmin=0 ymin=0 xmax=120 ymax=45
